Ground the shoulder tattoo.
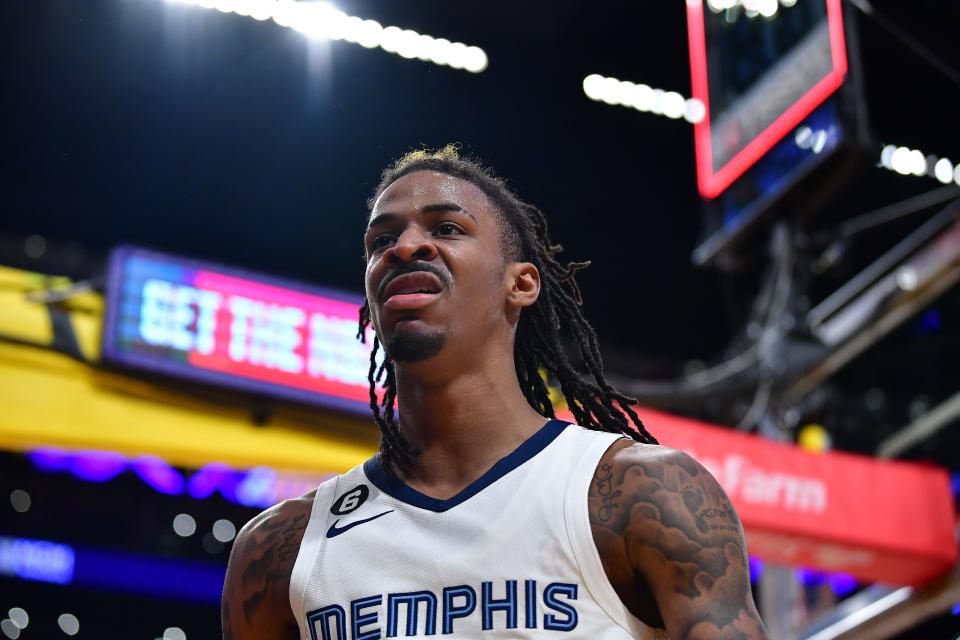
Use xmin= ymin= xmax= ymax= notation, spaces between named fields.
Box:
xmin=222 ymin=494 xmax=313 ymax=639
xmin=589 ymin=445 xmax=768 ymax=639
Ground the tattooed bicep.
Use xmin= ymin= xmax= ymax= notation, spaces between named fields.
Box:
xmin=222 ymin=493 xmax=313 ymax=639
xmin=589 ymin=444 xmax=769 ymax=640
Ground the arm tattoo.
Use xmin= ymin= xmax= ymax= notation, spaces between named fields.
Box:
xmin=222 ymin=494 xmax=313 ymax=639
xmin=595 ymin=463 xmax=622 ymax=523
xmin=590 ymin=447 xmax=768 ymax=640
xmin=238 ymin=512 xmax=308 ymax=622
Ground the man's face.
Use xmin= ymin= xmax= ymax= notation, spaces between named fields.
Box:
xmin=363 ymin=170 xmax=523 ymax=364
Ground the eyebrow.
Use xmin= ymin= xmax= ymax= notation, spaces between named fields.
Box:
xmin=367 ymin=202 xmax=476 ymax=230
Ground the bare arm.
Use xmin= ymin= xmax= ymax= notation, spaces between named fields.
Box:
xmin=221 ymin=491 xmax=315 ymax=640
xmin=589 ymin=440 xmax=769 ymax=640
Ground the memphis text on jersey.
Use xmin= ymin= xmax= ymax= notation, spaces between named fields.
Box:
xmin=306 ymin=579 xmax=579 ymax=639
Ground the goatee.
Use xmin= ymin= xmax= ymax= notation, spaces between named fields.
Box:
xmin=385 ymin=330 xmax=445 ymax=363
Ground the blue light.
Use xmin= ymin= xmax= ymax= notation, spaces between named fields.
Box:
xmin=952 ymin=601 xmax=960 ymax=616
xmin=950 ymin=473 xmax=960 ymax=497
xmin=796 ymin=567 xmax=827 ymax=589
xmin=0 ymin=536 xmax=75 ymax=584
xmin=0 ymin=536 xmax=224 ymax=603
xmin=749 ymin=556 xmax=764 ymax=583
xmin=236 ymin=467 xmax=277 ymax=507
xmin=914 ymin=308 xmax=943 ymax=335
xmin=74 ymin=547 xmax=225 ymax=604
xmin=828 ymin=573 xmax=858 ymax=598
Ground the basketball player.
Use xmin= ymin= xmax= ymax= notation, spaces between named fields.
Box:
xmin=222 ymin=147 xmax=769 ymax=639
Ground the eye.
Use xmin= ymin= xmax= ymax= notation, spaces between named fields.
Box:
xmin=369 ymin=234 xmax=397 ymax=252
xmin=434 ymin=222 xmax=464 ymax=237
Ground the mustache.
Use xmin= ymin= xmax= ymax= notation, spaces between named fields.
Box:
xmin=377 ymin=261 xmax=452 ymax=302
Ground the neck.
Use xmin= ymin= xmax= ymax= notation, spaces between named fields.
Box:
xmin=389 ymin=347 xmax=547 ymax=499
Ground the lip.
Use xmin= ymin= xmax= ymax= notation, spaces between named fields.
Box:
xmin=381 ymin=271 xmax=444 ymax=305
xmin=383 ymin=292 xmax=441 ymax=310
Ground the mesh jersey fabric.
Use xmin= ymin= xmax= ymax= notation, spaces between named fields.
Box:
xmin=289 ymin=420 xmax=667 ymax=639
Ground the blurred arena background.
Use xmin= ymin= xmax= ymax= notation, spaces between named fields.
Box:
xmin=1 ymin=0 xmax=959 ymax=638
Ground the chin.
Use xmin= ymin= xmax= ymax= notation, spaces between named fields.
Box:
xmin=384 ymin=326 xmax=446 ymax=363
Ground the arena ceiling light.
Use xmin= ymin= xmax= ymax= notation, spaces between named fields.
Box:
xmin=705 ymin=0 xmax=798 ymax=20
xmin=879 ymin=144 xmax=960 ymax=186
xmin=581 ymin=73 xmax=706 ymax=124
xmin=583 ymin=74 xmax=958 ymax=188
xmin=165 ymin=0 xmax=489 ymax=73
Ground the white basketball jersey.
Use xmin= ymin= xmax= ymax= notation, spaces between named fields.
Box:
xmin=290 ymin=420 xmax=667 ymax=639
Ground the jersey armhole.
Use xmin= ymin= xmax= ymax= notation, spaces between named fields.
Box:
xmin=562 ymin=434 xmax=658 ymax=639
xmin=289 ymin=477 xmax=340 ymax=639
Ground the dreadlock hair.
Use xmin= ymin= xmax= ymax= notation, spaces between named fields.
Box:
xmin=358 ymin=144 xmax=658 ymax=469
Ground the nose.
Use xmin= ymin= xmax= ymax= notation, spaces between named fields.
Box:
xmin=388 ymin=227 xmax=439 ymax=263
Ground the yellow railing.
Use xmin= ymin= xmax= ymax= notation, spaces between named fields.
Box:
xmin=0 ymin=265 xmax=377 ymax=473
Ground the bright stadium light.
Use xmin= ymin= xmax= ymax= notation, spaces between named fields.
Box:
xmin=705 ymin=0 xmax=798 ymax=18
xmin=587 ymin=82 xmax=953 ymax=185
xmin=880 ymin=143 xmax=958 ymax=184
xmin=581 ymin=73 xmax=705 ymax=123
xmin=890 ymin=146 xmax=914 ymax=175
xmin=165 ymin=0 xmax=488 ymax=73
xmin=660 ymin=91 xmax=687 ymax=119
xmin=582 ymin=74 xmax=604 ymax=102
xmin=684 ymin=96 xmax=706 ymax=123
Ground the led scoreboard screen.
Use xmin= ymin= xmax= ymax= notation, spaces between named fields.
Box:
xmin=102 ymin=246 xmax=375 ymax=413
xmin=686 ymin=0 xmax=848 ymax=199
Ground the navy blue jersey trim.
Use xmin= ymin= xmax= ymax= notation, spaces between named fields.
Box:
xmin=363 ymin=419 xmax=570 ymax=513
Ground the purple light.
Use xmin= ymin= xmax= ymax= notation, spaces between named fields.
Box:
xmin=748 ymin=556 xmax=764 ymax=584
xmin=28 ymin=447 xmax=70 ymax=471
xmin=26 ymin=447 xmax=315 ymax=510
xmin=214 ymin=472 xmax=242 ymax=504
xmin=188 ymin=463 xmax=236 ymax=499
xmin=70 ymin=450 xmax=128 ymax=482
xmin=131 ymin=456 xmax=185 ymax=495
xmin=828 ymin=573 xmax=858 ymax=598
xmin=0 ymin=536 xmax=75 ymax=584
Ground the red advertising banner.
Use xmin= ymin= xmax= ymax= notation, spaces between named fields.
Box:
xmin=560 ymin=406 xmax=956 ymax=586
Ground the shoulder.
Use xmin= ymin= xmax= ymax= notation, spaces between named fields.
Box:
xmin=588 ymin=441 xmax=769 ymax=639
xmin=598 ymin=437 xmax=703 ymax=474
xmin=221 ymin=489 xmax=317 ymax=639
xmin=589 ymin=439 xmax=740 ymax=537
xmin=236 ymin=489 xmax=317 ymax=546
xmin=234 ymin=489 xmax=317 ymax=567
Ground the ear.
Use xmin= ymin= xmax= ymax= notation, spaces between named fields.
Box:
xmin=504 ymin=261 xmax=541 ymax=309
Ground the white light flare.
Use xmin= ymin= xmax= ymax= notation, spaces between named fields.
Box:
xmin=172 ymin=513 xmax=197 ymax=537
xmin=165 ymin=0 xmax=488 ymax=73
xmin=881 ymin=143 xmax=958 ymax=185
xmin=7 ymin=610 xmax=27 ymax=631
xmin=706 ymin=0 xmax=798 ymax=19
xmin=163 ymin=626 xmax=187 ymax=640
xmin=582 ymin=73 xmax=705 ymax=124
xmin=212 ymin=518 xmax=238 ymax=543
xmin=588 ymin=82 xmax=954 ymax=186
xmin=57 ymin=614 xmax=80 ymax=637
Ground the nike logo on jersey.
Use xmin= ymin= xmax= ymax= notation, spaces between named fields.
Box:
xmin=326 ymin=510 xmax=394 ymax=538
